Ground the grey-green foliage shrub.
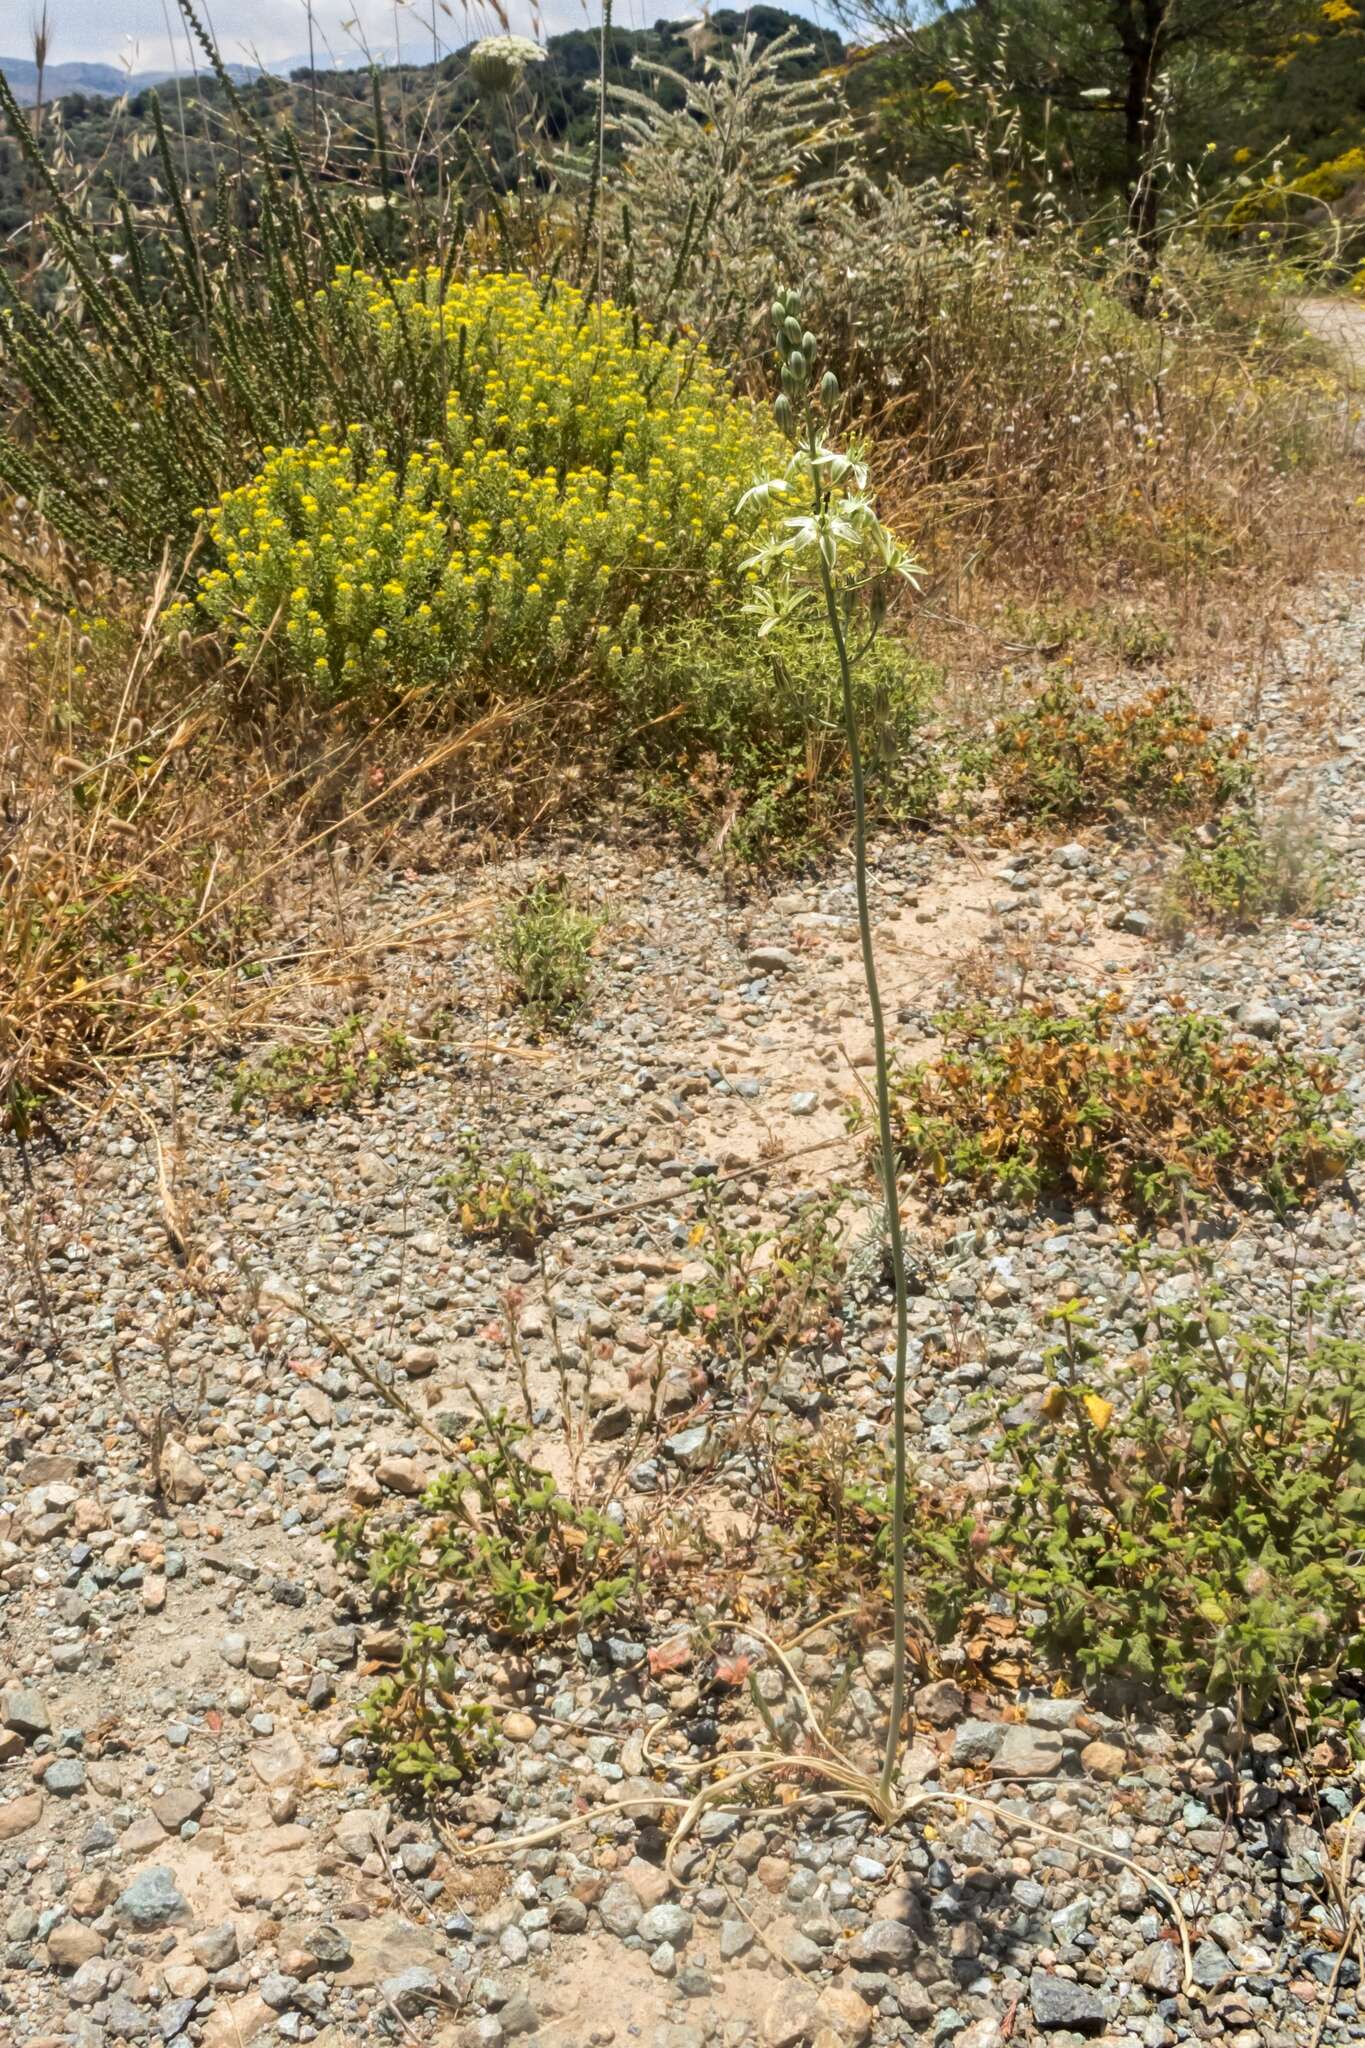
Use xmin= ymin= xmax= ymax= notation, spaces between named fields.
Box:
xmin=494 ymin=879 xmax=600 ymax=1023
xmin=604 ymin=35 xmax=1333 ymax=558
xmin=1161 ymin=808 xmax=1332 ymax=938
xmin=623 ymin=615 xmax=942 ymax=865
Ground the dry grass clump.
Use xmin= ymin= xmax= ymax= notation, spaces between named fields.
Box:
xmin=0 ymin=566 xmax=600 ymax=1134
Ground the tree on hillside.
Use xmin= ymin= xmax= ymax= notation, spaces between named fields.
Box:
xmin=838 ymin=0 xmax=1322 ymax=252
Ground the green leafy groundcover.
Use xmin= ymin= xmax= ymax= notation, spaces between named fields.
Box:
xmin=914 ymin=1296 xmax=1365 ymax=1728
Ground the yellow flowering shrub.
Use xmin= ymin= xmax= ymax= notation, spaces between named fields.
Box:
xmin=171 ymin=269 xmax=781 ymax=705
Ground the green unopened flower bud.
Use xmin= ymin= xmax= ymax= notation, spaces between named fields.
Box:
xmin=783 ymin=317 xmax=804 ymax=348
xmin=770 ymin=300 xmax=786 ymax=330
xmin=802 ymin=331 xmax=817 ymax=359
xmin=774 ymin=393 xmax=794 ymax=434
xmin=788 ymin=350 xmax=808 ymax=382
xmin=820 ymin=371 xmax=840 ymax=408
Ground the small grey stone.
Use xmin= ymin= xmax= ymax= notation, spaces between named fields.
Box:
xmin=1050 ymin=1899 xmax=1090 ymax=1945
xmin=995 ymin=1725 xmax=1066 ymax=1779
xmin=116 ymin=1866 xmax=189 ymax=1931
xmin=639 ymin=1903 xmax=692 ymax=1948
xmin=776 ymin=1927 xmax=824 ymax=1972
xmin=1132 ymin=1940 xmax=1183 ymax=1994
xmin=665 ymin=1426 xmax=710 ymax=1469
xmin=1239 ymin=999 xmax=1282 ymax=1040
xmin=45 ymin=1756 xmax=87 ymax=1797
xmin=380 ymin=1965 xmax=442 ymax=2017
xmin=599 ymin=1881 xmax=641 ymax=1937
xmin=107 ymin=1992 xmax=151 ymax=2038
xmin=949 ymin=1720 xmax=1004 ymax=1768
xmin=158 ymin=1997 xmax=199 ymax=2040
xmin=1190 ymin=1938 xmax=1236 ymax=1992
xmin=500 ymin=1925 xmax=529 ymax=1964
xmin=720 ymin=1919 xmax=754 ymax=1960
xmin=191 ymin=1923 xmax=239 ymax=1970
xmin=1028 ymin=1972 xmax=1107 ymax=2033
xmin=847 ymin=1921 xmax=917 ymax=1968
xmin=2 ymin=1689 xmax=51 ymax=1741
xmin=305 ymin=1924 xmax=353 ymax=1970
xmin=68 ymin=1957 xmax=120 ymax=2008
xmin=499 ymin=1994 xmax=540 ymax=2038
xmin=152 ymin=1786 xmax=206 ymax=1831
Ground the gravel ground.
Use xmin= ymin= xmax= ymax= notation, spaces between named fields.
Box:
xmin=3 ymin=575 xmax=1365 ymax=2048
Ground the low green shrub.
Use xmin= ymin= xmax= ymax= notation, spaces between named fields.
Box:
xmin=673 ymin=1188 xmax=849 ymax=1383
xmin=1160 ymin=808 xmax=1332 ymax=937
xmin=626 ymin=616 xmax=942 ymax=867
xmin=354 ymin=1624 xmax=498 ymax=1796
xmin=330 ymin=1408 xmax=638 ymax=1638
xmin=765 ymin=1421 xmax=893 ymax=1613
xmin=494 ymin=879 xmax=599 ymax=1023
xmin=438 ymin=1141 xmax=555 ymax=1252
xmin=991 ymin=678 xmax=1250 ymax=822
xmin=917 ymin=1294 xmax=1365 ymax=1725
xmin=887 ymin=995 xmax=1355 ymax=1218
xmin=999 ymin=602 xmax=1172 ymax=667
xmin=228 ymin=1015 xmax=415 ymax=1115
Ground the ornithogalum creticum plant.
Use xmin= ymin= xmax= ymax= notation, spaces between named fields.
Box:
xmin=740 ymin=286 xmax=919 ymax=1806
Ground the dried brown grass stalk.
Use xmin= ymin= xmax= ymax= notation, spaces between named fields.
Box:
xmin=0 ymin=563 xmax=602 ymax=1133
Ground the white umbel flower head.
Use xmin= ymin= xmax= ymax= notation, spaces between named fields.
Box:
xmin=468 ymin=33 xmax=546 ymax=96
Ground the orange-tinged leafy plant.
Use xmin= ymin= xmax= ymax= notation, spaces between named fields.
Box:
xmin=991 ymin=678 xmax=1251 ymax=823
xmin=887 ymin=994 xmax=1355 ymax=1218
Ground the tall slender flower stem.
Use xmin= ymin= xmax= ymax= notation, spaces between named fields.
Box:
xmin=806 ymin=422 xmax=912 ymax=1809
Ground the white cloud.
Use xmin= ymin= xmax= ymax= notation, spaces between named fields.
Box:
xmin=16 ymin=0 xmax=611 ymax=72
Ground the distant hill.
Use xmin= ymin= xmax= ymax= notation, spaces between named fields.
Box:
xmin=0 ymin=7 xmax=844 ymax=241
xmin=0 ymin=55 xmax=262 ymax=104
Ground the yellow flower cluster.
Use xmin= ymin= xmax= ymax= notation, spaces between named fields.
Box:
xmin=172 ymin=269 xmax=780 ymax=704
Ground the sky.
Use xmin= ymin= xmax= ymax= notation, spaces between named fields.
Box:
xmin=6 ymin=0 xmax=706 ymax=70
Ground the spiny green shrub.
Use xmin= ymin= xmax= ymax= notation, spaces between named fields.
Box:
xmin=1160 ymin=808 xmax=1332 ymax=937
xmin=887 ymin=994 xmax=1355 ymax=1219
xmin=626 ymin=616 xmax=942 ymax=867
xmin=990 ymin=678 xmax=1251 ymax=822
xmin=167 ymin=269 xmax=780 ymax=708
xmin=918 ymin=1294 xmax=1365 ymax=1725
xmin=494 ymin=878 xmax=599 ymax=1023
